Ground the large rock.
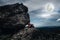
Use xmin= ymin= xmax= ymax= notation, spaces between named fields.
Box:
xmin=0 ymin=3 xmax=30 ymax=35
xmin=11 ymin=28 xmax=60 ymax=40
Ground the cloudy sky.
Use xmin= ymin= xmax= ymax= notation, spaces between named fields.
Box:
xmin=0 ymin=0 xmax=60 ymax=27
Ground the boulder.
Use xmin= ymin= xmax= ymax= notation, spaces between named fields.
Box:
xmin=0 ymin=3 xmax=30 ymax=35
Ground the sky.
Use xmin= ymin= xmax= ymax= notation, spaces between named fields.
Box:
xmin=0 ymin=0 xmax=60 ymax=27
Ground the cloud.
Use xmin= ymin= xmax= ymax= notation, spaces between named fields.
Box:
xmin=57 ymin=19 xmax=60 ymax=22
xmin=0 ymin=0 xmax=28 ymax=6
xmin=0 ymin=0 xmax=60 ymax=27
xmin=30 ymin=9 xmax=60 ymax=27
xmin=24 ymin=0 xmax=60 ymax=27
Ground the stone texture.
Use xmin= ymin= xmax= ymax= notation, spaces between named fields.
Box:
xmin=0 ymin=3 xmax=30 ymax=40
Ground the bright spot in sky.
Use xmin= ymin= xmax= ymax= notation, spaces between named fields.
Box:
xmin=37 ymin=3 xmax=55 ymax=18
xmin=40 ymin=14 xmax=51 ymax=18
xmin=57 ymin=19 xmax=60 ymax=22
xmin=45 ymin=3 xmax=54 ymax=12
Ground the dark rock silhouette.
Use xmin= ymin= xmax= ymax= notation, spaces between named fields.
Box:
xmin=0 ymin=3 xmax=30 ymax=36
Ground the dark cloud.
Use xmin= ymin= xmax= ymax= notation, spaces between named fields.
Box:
xmin=0 ymin=0 xmax=28 ymax=6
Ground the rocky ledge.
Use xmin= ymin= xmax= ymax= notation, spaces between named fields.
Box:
xmin=11 ymin=27 xmax=60 ymax=40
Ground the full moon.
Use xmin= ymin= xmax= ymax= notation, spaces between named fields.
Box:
xmin=45 ymin=3 xmax=54 ymax=12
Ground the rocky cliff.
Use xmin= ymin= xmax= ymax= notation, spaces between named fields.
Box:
xmin=0 ymin=3 xmax=30 ymax=40
xmin=0 ymin=3 xmax=30 ymax=34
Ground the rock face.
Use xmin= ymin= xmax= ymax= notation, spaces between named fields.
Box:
xmin=11 ymin=28 xmax=60 ymax=40
xmin=11 ymin=28 xmax=36 ymax=40
xmin=0 ymin=3 xmax=30 ymax=40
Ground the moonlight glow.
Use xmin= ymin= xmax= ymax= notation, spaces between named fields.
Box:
xmin=45 ymin=3 xmax=54 ymax=12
